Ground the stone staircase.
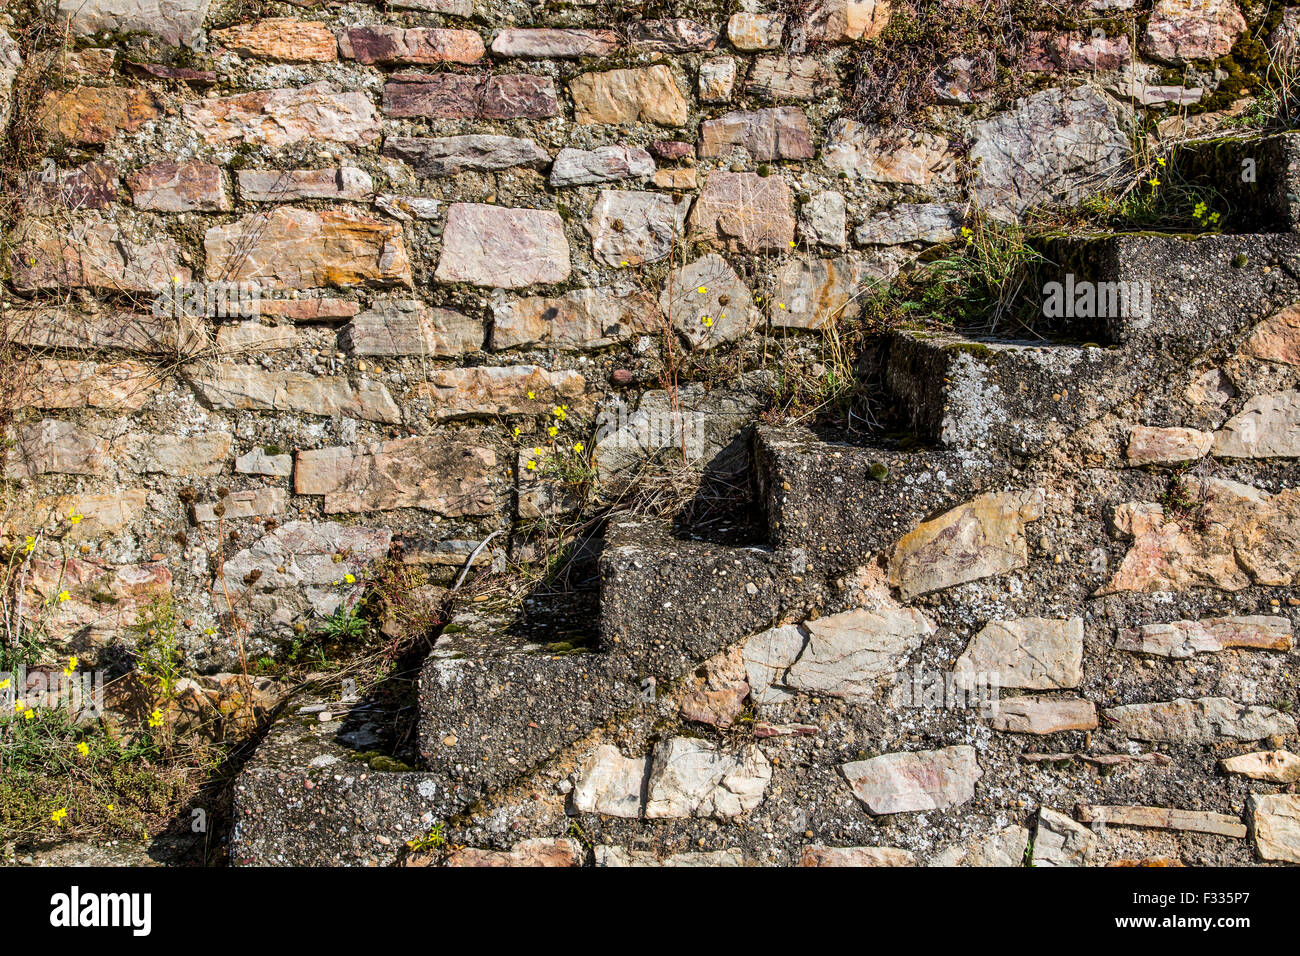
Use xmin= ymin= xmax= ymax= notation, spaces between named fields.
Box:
xmin=230 ymin=132 xmax=1300 ymax=867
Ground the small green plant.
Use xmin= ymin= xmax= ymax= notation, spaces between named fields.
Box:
xmin=321 ymin=603 xmax=367 ymax=642
xmin=406 ymin=821 xmax=446 ymax=853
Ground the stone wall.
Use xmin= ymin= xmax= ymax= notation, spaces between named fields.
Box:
xmin=5 ymin=0 xmax=1300 ymax=867
xmin=6 ymin=0 xmax=1276 ymax=669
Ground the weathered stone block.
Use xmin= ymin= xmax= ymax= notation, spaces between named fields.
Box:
xmin=204 ymin=208 xmax=411 ymax=289
xmin=295 ymin=437 xmax=497 ymax=515
xmin=436 ymin=204 xmax=569 ymax=288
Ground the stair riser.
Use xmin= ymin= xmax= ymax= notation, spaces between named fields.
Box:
xmin=754 ymin=426 xmax=996 ymax=575
xmin=885 ymin=334 xmax=1127 ymax=456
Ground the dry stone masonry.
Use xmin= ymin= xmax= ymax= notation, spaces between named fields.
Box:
xmin=3 ymin=0 xmax=1300 ymax=868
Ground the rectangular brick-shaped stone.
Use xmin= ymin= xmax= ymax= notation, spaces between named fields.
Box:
xmin=295 ymin=437 xmax=497 ymax=515
xmin=127 ymin=160 xmax=230 ymax=212
xmin=1117 ymin=615 xmax=1293 ymax=657
xmin=183 ymin=85 xmax=380 ymax=147
xmin=418 ymin=365 xmax=586 ymax=420
xmin=17 ymin=359 xmax=161 ymax=411
xmin=1076 ymin=805 xmax=1246 ymax=838
xmin=194 ymin=488 xmax=289 ymax=523
xmin=129 ymin=431 xmax=233 ymax=477
xmin=5 ymin=420 xmax=110 ymax=478
xmin=237 ymin=167 xmax=373 ymax=202
xmin=699 ymin=107 xmax=814 ymax=161
xmin=189 ymin=366 xmax=401 ymax=423
xmin=570 ymin=65 xmax=687 ymax=125
xmin=490 ymin=28 xmax=619 ymax=58
xmin=204 ymin=207 xmax=411 ymax=290
xmin=9 ymin=217 xmax=191 ymax=293
xmin=435 ymin=203 xmax=569 ymax=288
xmin=491 ymin=286 xmax=660 ymax=350
xmin=383 ymin=73 xmax=559 ymax=119
xmin=7 ymin=307 xmax=206 ymax=354
xmin=41 ymin=86 xmax=161 ymax=145
xmin=339 ymin=299 xmax=482 ymax=357
xmin=339 ymin=26 xmax=484 ymax=64
xmin=211 ymin=18 xmax=338 ymax=62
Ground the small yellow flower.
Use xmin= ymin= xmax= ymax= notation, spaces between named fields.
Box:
xmin=23 ymin=536 xmax=35 ymax=552
xmin=1148 ymin=177 xmax=1161 ymax=188
xmin=526 ymin=460 xmax=537 ymax=471
xmin=68 ymin=509 xmax=83 ymax=525
xmin=0 ymin=678 xmax=8 ymax=690
xmin=697 ymin=286 xmax=707 ymax=294
xmin=148 ymin=708 xmax=164 ymax=728
xmin=527 ymin=390 xmax=536 ymax=400
xmin=107 ymin=804 xmax=114 ymax=812
xmin=548 ymin=425 xmax=558 ymax=437
xmin=620 ymin=260 xmax=630 ymax=266
xmin=960 ymin=226 xmax=973 ymax=238
xmin=533 ymin=447 xmax=543 ymax=455
xmin=63 ymin=655 xmax=78 ymax=676
xmin=789 ymin=240 xmax=796 ymax=247
xmin=23 ymin=708 xmax=34 ymax=721
xmin=573 ymin=442 xmax=584 ymax=453
xmin=512 ymin=426 xmax=521 ymax=437
xmin=76 ymin=742 xmax=89 ymax=757
xmin=51 ymin=807 xmax=67 ymax=824
xmin=57 ymin=590 xmax=71 ymax=603
xmin=778 ymin=303 xmax=786 ymax=310
xmin=344 ymin=573 xmax=356 ymax=585
xmin=701 ymin=316 xmax=714 ymax=328
xmin=1156 ymin=156 xmax=1166 ymax=167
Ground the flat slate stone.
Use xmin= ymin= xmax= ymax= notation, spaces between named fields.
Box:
xmin=842 ymin=745 xmax=982 ymax=814
xmin=435 ymin=204 xmax=570 ymax=288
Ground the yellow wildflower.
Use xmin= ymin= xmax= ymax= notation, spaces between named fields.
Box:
xmin=23 ymin=708 xmax=34 ymax=721
xmin=148 ymin=708 xmax=164 ymax=728
xmin=77 ymin=742 xmax=89 ymax=757
xmin=526 ymin=460 xmax=537 ymax=471
xmin=68 ymin=509 xmax=83 ymax=525
xmin=23 ymin=536 xmax=35 ymax=552
xmin=51 ymin=807 xmax=68 ymax=825
xmin=702 ymin=316 xmax=714 ymax=328
xmin=527 ymin=390 xmax=536 ymax=400
xmin=548 ymin=425 xmax=558 ymax=437
xmin=573 ymin=442 xmax=584 ymax=453
xmin=1148 ymin=177 xmax=1160 ymax=188
xmin=344 ymin=573 xmax=356 ymax=585
xmin=58 ymin=590 xmax=71 ymax=603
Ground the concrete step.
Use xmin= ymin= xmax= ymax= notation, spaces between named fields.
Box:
xmin=231 ymin=696 xmax=451 ymax=866
xmin=753 ymin=424 xmax=998 ymax=576
xmin=884 ymin=329 xmax=1126 ymax=457
xmin=1037 ymin=232 xmax=1300 ymax=357
xmin=416 ymin=519 xmax=823 ymax=803
xmin=1175 ymin=133 xmax=1300 ymax=233
xmin=597 ymin=514 xmax=824 ymax=671
xmin=417 ymin=590 xmax=637 ymax=803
